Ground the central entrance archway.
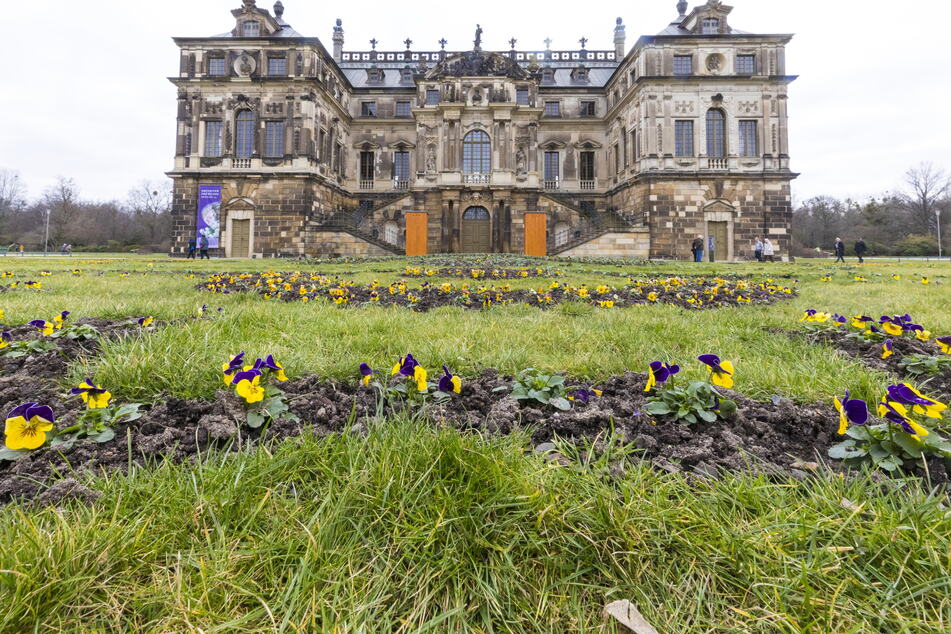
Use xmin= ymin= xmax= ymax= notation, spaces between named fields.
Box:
xmin=461 ymin=206 xmax=491 ymax=253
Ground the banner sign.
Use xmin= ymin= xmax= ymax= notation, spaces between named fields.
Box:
xmin=197 ymin=185 xmax=222 ymax=248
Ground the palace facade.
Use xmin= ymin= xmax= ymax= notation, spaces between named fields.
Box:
xmin=168 ymin=0 xmax=796 ymax=259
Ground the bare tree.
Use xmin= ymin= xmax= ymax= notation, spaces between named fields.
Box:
xmin=899 ymin=163 xmax=950 ymax=236
xmin=0 ymin=169 xmax=26 ymax=237
xmin=42 ymin=177 xmax=80 ymax=248
xmin=126 ymin=179 xmax=172 ymax=245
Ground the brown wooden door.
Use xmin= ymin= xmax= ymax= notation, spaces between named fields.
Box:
xmin=461 ymin=207 xmax=490 ymax=253
xmin=405 ymin=212 xmax=428 ymax=256
xmin=524 ymin=213 xmax=547 ymax=256
xmin=231 ymin=219 xmax=250 ymax=258
xmin=709 ymin=221 xmax=728 ymax=262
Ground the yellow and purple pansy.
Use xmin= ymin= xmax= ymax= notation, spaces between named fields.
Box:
xmin=881 ymin=339 xmax=893 ymax=360
xmin=52 ymin=311 xmax=70 ymax=329
xmin=222 ymin=351 xmax=246 ymax=386
xmin=70 ymin=379 xmax=112 ymax=409
xmin=698 ymin=354 xmax=735 ymax=389
xmin=28 ymin=320 xmax=55 ymax=336
xmin=0 ymin=331 xmax=10 ymax=350
xmin=877 ymin=400 xmax=929 ymax=438
xmin=137 ymin=316 xmax=154 ymax=327
xmin=4 ymin=402 xmax=56 ymax=450
xmin=255 ymin=354 xmax=288 ymax=381
xmin=437 ymin=366 xmax=462 ymax=394
xmin=886 ymin=384 xmax=947 ymax=420
xmin=232 ymin=368 xmax=265 ymax=403
xmin=644 ymin=361 xmax=680 ymax=392
xmin=937 ymin=336 xmax=951 ymax=355
xmin=833 ymin=390 xmax=869 ymax=435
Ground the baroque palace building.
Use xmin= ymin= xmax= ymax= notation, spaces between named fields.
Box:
xmin=168 ymin=0 xmax=796 ymax=259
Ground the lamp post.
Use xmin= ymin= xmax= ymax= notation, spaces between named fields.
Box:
xmin=43 ymin=208 xmax=51 ymax=257
xmin=938 ymin=207 xmax=943 ymax=259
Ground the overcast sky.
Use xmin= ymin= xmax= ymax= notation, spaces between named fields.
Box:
xmin=2 ymin=0 xmax=949 ymax=205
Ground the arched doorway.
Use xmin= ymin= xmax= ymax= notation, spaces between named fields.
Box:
xmin=461 ymin=206 xmax=491 ymax=253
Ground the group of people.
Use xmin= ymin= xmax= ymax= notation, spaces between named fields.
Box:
xmin=59 ymin=244 xmax=73 ymax=256
xmin=833 ymin=237 xmax=868 ymax=263
xmin=187 ymin=235 xmax=211 ymax=259
xmin=689 ymin=235 xmax=775 ymax=262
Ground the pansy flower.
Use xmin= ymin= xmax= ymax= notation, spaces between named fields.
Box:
xmin=4 ymin=402 xmax=55 ymax=450
xmin=137 ymin=316 xmax=154 ymax=327
xmin=70 ymin=379 xmax=112 ymax=409
xmin=886 ymin=383 xmax=947 ymax=419
xmin=570 ymin=387 xmax=603 ymax=403
xmin=698 ymin=354 xmax=735 ymax=389
xmin=29 ymin=320 xmax=55 ymax=336
xmin=359 ymin=363 xmax=375 ymax=386
xmin=938 ymin=336 xmax=951 ymax=355
xmin=52 ymin=311 xmax=70 ymax=329
xmin=0 ymin=331 xmax=10 ymax=350
xmin=255 ymin=354 xmax=288 ymax=381
xmin=222 ymin=352 xmax=246 ymax=386
xmin=880 ymin=320 xmax=904 ymax=337
xmin=881 ymin=339 xmax=893 ymax=360
xmin=878 ymin=400 xmax=929 ymax=438
xmin=232 ymin=368 xmax=265 ymax=403
xmin=644 ymin=361 xmax=680 ymax=392
xmin=391 ymin=354 xmax=419 ymax=377
xmin=833 ymin=390 xmax=869 ymax=435
xmin=851 ymin=315 xmax=873 ymax=329
xmin=437 ymin=366 xmax=462 ymax=394
xmin=915 ymin=329 xmax=932 ymax=342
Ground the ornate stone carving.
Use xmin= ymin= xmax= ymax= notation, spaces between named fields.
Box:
xmin=234 ymin=52 xmax=256 ymax=77
xmin=515 ymin=145 xmax=526 ymax=176
xmin=674 ymin=100 xmax=694 ymax=114
xmin=426 ymin=51 xmax=528 ymax=80
xmin=737 ymin=100 xmax=757 ymax=114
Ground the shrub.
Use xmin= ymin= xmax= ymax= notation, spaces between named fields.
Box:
xmin=893 ymin=234 xmax=938 ymax=257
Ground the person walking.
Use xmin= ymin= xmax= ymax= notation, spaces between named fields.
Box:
xmin=198 ymin=235 xmax=210 ymax=260
xmin=187 ymin=237 xmax=197 ymax=259
xmin=834 ymin=237 xmax=846 ymax=263
xmin=691 ymin=235 xmax=704 ymax=263
xmin=753 ymin=237 xmax=764 ymax=262
xmin=762 ymin=237 xmax=775 ymax=262
xmin=855 ymin=238 xmax=867 ymax=264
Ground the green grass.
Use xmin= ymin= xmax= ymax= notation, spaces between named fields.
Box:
xmin=1 ymin=421 xmax=950 ymax=632
xmin=1 ymin=255 xmax=950 ymax=631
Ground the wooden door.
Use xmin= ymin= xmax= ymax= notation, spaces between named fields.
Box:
xmin=461 ymin=207 xmax=490 ymax=253
xmin=524 ymin=213 xmax=547 ymax=256
xmin=405 ymin=212 xmax=428 ymax=256
xmin=709 ymin=221 xmax=728 ymax=262
xmin=231 ymin=219 xmax=250 ymax=258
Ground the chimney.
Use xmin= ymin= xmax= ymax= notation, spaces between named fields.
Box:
xmin=332 ymin=19 xmax=344 ymax=62
xmin=614 ymin=17 xmax=626 ymax=59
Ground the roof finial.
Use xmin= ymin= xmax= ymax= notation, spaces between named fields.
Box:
xmin=677 ymin=0 xmax=688 ymax=17
xmin=273 ymin=1 xmax=284 ymax=17
xmin=438 ymin=38 xmax=447 ymax=50
xmin=242 ymin=0 xmax=256 ymax=9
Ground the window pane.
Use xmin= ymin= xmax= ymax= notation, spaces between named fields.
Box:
xmin=675 ymin=120 xmax=694 ymax=157
xmin=426 ymin=89 xmax=440 ymax=105
xmin=268 ymin=58 xmax=286 ymax=76
xmin=235 ymin=111 xmax=255 ymax=158
xmin=516 ymin=89 xmax=529 ymax=105
xmin=394 ymin=151 xmax=410 ymax=180
xmin=736 ymin=55 xmax=755 ymax=74
xmin=544 ymin=101 xmax=560 ymax=117
xmin=705 ymin=109 xmax=725 ymax=157
xmin=242 ymin=21 xmax=259 ymax=37
xmin=544 ymin=152 xmax=559 ymax=180
xmin=739 ymin=120 xmax=757 ymax=156
xmin=360 ymin=152 xmax=375 ymax=179
xmin=580 ymin=152 xmax=594 ymax=180
xmin=265 ymin=121 xmax=284 ymax=157
xmin=209 ymin=57 xmax=226 ymax=76
xmin=462 ymin=130 xmax=490 ymax=173
xmin=361 ymin=102 xmax=377 ymax=116
xmin=581 ymin=101 xmax=595 ymax=116
xmin=673 ymin=56 xmax=693 ymax=75
xmin=395 ymin=101 xmax=412 ymax=117
xmin=204 ymin=121 xmax=222 ymax=157
xmin=703 ymin=18 xmax=719 ymax=34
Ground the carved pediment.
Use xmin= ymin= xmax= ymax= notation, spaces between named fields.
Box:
xmin=388 ymin=139 xmax=417 ymax=150
xmin=703 ymin=199 xmax=734 ymax=213
xmin=573 ymin=139 xmax=603 ymax=149
xmin=352 ymin=140 xmax=381 ymax=150
xmin=539 ymin=140 xmax=568 ymax=150
xmin=425 ymin=51 xmax=529 ymax=80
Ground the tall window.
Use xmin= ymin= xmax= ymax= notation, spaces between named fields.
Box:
xmin=393 ymin=151 xmax=411 ymax=181
xmin=360 ymin=151 xmax=375 ymax=180
xmin=208 ymin=57 xmax=226 ymax=77
xmin=736 ymin=54 xmax=755 ymax=74
xmin=580 ymin=151 xmax=595 ymax=180
xmin=673 ymin=55 xmax=693 ymax=75
xmin=264 ymin=121 xmax=285 ymax=157
xmin=268 ymin=57 xmax=286 ymax=76
xmin=544 ymin=152 xmax=559 ymax=181
xmin=631 ymin=129 xmax=638 ymax=160
xmin=204 ymin=121 xmax=223 ymax=157
xmin=739 ymin=120 xmax=758 ymax=157
xmin=614 ymin=143 xmax=620 ymax=173
xmin=544 ymin=101 xmax=561 ymax=117
xmin=462 ymin=130 xmax=490 ymax=174
xmin=621 ymin=128 xmax=628 ymax=166
xmin=702 ymin=18 xmax=720 ymax=34
xmin=674 ymin=120 xmax=694 ymax=157
xmin=242 ymin=21 xmax=260 ymax=37
xmin=426 ymin=89 xmax=440 ymax=105
xmin=516 ymin=88 xmax=529 ymax=105
xmin=395 ymin=101 xmax=412 ymax=117
xmin=706 ymin=109 xmax=726 ymax=158
xmin=235 ymin=110 xmax=255 ymax=158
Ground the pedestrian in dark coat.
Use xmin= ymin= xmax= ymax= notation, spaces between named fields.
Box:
xmin=834 ymin=237 xmax=846 ymax=263
xmin=187 ymin=238 xmax=197 ymax=259
xmin=855 ymin=238 xmax=867 ymax=263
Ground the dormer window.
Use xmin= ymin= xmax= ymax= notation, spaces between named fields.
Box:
xmin=400 ymin=67 xmax=414 ymax=85
xmin=570 ymin=65 xmax=589 ymax=84
xmin=541 ymin=68 xmax=554 ymax=84
xmin=242 ymin=21 xmax=260 ymax=37
xmin=702 ymin=18 xmax=720 ymax=34
xmin=366 ymin=67 xmax=384 ymax=84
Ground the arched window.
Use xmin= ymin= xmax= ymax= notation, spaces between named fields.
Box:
xmin=236 ymin=110 xmax=255 ymax=158
xmin=463 ymin=207 xmax=490 ymax=220
xmin=706 ymin=108 xmax=726 ymax=158
xmin=463 ymin=130 xmax=491 ymax=174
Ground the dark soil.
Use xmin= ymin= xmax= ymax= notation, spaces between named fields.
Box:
xmin=790 ymin=329 xmax=951 ymax=399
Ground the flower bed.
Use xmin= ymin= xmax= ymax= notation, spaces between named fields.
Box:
xmin=199 ymin=272 xmax=797 ymax=311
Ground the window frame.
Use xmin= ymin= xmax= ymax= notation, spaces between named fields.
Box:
xmin=462 ymin=130 xmax=491 ymax=174
xmin=208 ymin=56 xmax=227 ymax=77
xmin=579 ymin=151 xmax=595 ymax=181
xmin=580 ymin=101 xmax=596 ymax=117
xmin=267 ymin=56 xmax=287 ymax=77
xmin=515 ymin=88 xmax=530 ymax=105
xmin=395 ymin=101 xmax=412 ymax=117
xmin=360 ymin=101 xmax=377 ymax=117
xmin=673 ymin=55 xmax=693 ymax=76
xmin=392 ymin=151 xmax=411 ymax=181
xmin=204 ymin=120 xmax=223 ymax=157
xmin=235 ymin=110 xmax=255 ymax=159
xmin=543 ymin=151 xmax=560 ymax=181
xmin=264 ymin=121 xmax=285 ymax=158
xmin=426 ymin=89 xmax=440 ymax=105
xmin=705 ymin=108 xmax=726 ymax=158
xmin=242 ymin=21 xmax=260 ymax=37
xmin=359 ymin=151 xmax=375 ymax=180
xmin=702 ymin=18 xmax=720 ymax=34
xmin=738 ymin=120 xmax=758 ymax=157
xmin=735 ymin=54 xmax=755 ymax=75
xmin=674 ymin=120 xmax=694 ymax=157
xmin=544 ymin=101 xmax=561 ymax=117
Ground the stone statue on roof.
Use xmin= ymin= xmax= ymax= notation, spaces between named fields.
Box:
xmin=474 ymin=24 xmax=483 ymax=51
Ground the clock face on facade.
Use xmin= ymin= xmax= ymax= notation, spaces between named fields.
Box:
xmin=234 ymin=53 xmax=256 ymax=77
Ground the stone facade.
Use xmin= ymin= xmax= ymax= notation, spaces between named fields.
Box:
xmin=168 ymin=0 xmax=796 ymax=260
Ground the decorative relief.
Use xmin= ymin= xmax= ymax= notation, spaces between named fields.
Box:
xmin=234 ymin=52 xmax=257 ymax=77
xmin=737 ymin=101 xmax=758 ymax=114
xmin=705 ymin=54 xmax=724 ymax=73
xmin=674 ymin=101 xmax=694 ymax=114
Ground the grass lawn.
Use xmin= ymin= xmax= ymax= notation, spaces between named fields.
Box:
xmin=0 ymin=254 xmax=949 ymax=632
